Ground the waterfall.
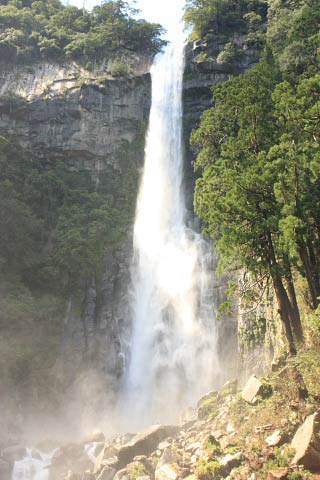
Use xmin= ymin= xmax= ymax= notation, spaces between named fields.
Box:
xmin=12 ymin=449 xmax=56 ymax=480
xmin=124 ymin=33 xmax=220 ymax=428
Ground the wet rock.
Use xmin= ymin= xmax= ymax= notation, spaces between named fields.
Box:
xmin=93 ymin=445 xmax=119 ymax=475
xmin=291 ymin=412 xmax=320 ymax=469
xmin=117 ymin=425 xmax=179 ymax=468
xmin=50 ymin=444 xmax=92 ymax=480
xmin=241 ymin=376 xmax=263 ymax=404
xmin=85 ymin=441 xmax=104 ymax=461
xmin=30 ymin=449 xmax=42 ymax=461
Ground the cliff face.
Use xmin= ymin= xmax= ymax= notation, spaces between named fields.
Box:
xmin=0 ymin=59 xmax=152 ymax=414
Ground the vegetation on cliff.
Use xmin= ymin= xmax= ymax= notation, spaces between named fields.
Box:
xmin=0 ymin=0 xmax=166 ymax=63
xmin=0 ymin=130 xmax=141 ymax=409
xmin=190 ymin=0 xmax=320 ymax=354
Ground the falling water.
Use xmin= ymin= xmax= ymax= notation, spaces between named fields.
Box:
xmin=12 ymin=449 xmax=56 ymax=480
xmin=124 ymin=33 xmax=220 ymax=427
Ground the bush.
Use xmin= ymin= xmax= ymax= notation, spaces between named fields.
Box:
xmin=108 ymin=61 xmax=131 ymax=78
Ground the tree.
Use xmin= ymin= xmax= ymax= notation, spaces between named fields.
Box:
xmin=192 ymin=52 xmax=304 ymax=352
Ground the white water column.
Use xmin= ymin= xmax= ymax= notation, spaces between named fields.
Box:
xmin=124 ymin=32 xmax=220 ymax=427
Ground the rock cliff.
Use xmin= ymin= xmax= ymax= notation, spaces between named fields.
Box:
xmin=0 ymin=58 xmax=152 ymax=416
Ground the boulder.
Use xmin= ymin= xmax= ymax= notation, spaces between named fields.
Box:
xmin=220 ymin=452 xmax=243 ymax=473
xmin=156 ymin=463 xmax=181 ymax=480
xmin=97 ymin=466 xmax=117 ymax=480
xmin=185 ymin=442 xmax=201 ymax=453
xmin=241 ymin=376 xmax=263 ymax=404
xmin=291 ymin=412 xmax=320 ymax=470
xmin=219 ymin=436 xmax=237 ymax=450
xmin=157 ymin=448 xmax=176 ymax=467
xmin=265 ymin=430 xmax=283 ymax=447
xmin=158 ymin=441 xmax=172 ymax=451
xmin=113 ymin=468 xmax=129 ymax=480
xmin=196 ymin=391 xmax=219 ymax=409
xmin=49 ymin=444 xmax=93 ymax=480
xmin=266 ymin=468 xmax=289 ymax=480
xmin=93 ymin=444 xmax=119 ymax=475
xmin=117 ymin=425 xmax=179 ymax=468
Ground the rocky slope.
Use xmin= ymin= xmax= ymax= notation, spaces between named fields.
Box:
xmin=3 ymin=358 xmax=320 ymax=480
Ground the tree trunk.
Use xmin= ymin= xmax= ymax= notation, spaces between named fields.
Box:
xmin=297 ymin=237 xmax=319 ymax=309
xmin=266 ymin=232 xmax=297 ymax=355
xmin=271 ymin=271 xmax=297 ymax=355
xmin=283 ymin=259 xmax=304 ymax=344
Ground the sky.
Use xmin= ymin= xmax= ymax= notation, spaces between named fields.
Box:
xmin=64 ymin=0 xmax=186 ymax=39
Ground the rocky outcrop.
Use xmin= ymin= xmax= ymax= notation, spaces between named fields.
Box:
xmin=117 ymin=426 xmax=179 ymax=469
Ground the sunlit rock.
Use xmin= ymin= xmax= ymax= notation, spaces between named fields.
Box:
xmin=241 ymin=376 xmax=263 ymax=404
xmin=291 ymin=412 xmax=320 ymax=469
xmin=117 ymin=425 xmax=179 ymax=468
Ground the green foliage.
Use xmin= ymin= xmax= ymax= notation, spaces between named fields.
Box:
xmin=202 ymin=435 xmax=222 ymax=458
xmin=54 ymin=191 xmax=123 ymax=282
xmin=108 ymin=60 xmax=131 ymax=77
xmin=0 ymin=0 xmax=167 ymax=63
xmin=193 ymin=52 xmax=281 ymax=276
xmin=265 ymin=447 xmax=289 ymax=471
xmin=183 ymin=0 xmax=268 ymax=41
xmin=0 ymin=126 xmax=142 ymax=409
xmin=191 ymin=0 xmax=320 ymax=351
xmin=216 ymin=42 xmax=238 ymax=64
xmin=196 ymin=459 xmax=224 ymax=479
xmin=290 ymin=349 xmax=320 ymax=399
xmin=0 ymin=284 xmax=65 ymax=403
xmin=127 ymin=462 xmax=148 ymax=480
xmin=267 ymin=0 xmax=320 ymax=74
